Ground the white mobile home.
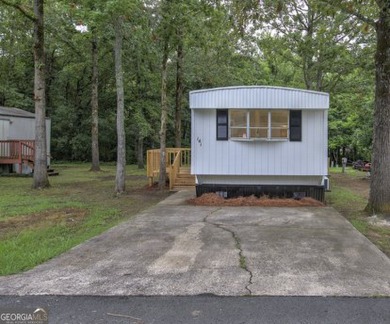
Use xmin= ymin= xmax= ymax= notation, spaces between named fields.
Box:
xmin=0 ymin=106 xmax=51 ymax=174
xmin=190 ymin=86 xmax=329 ymax=201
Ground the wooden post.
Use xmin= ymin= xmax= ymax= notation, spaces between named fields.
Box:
xmin=342 ymin=157 xmax=347 ymax=174
xmin=18 ymin=141 xmax=22 ymax=174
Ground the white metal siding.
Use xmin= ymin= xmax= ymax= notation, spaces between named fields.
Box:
xmin=8 ymin=117 xmax=35 ymax=139
xmin=190 ymin=86 xmax=329 ymax=184
xmin=190 ymin=86 xmax=329 ymax=110
xmin=192 ymin=109 xmax=327 ymax=178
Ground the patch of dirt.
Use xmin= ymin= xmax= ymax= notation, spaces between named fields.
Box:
xmin=127 ymin=184 xmax=167 ymax=194
xmin=98 ymin=175 xmax=148 ymax=181
xmin=0 ymin=208 xmax=89 ymax=237
xmin=188 ymin=193 xmax=324 ymax=207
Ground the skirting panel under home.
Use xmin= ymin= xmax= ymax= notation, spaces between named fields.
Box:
xmin=196 ymin=184 xmax=325 ymax=202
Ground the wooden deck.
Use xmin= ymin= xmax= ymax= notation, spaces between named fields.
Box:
xmin=0 ymin=140 xmax=35 ymax=173
xmin=147 ymin=148 xmax=195 ymax=190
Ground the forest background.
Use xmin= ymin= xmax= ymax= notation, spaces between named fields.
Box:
xmin=0 ymin=0 xmax=376 ymax=166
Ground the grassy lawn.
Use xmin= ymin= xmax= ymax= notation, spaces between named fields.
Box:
xmin=0 ymin=163 xmax=170 ymax=276
xmin=326 ymin=167 xmax=390 ymax=258
xmin=2 ymin=164 xmax=388 ymax=276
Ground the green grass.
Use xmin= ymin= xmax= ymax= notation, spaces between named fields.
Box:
xmin=328 ymin=166 xmax=362 ymax=175
xmin=0 ymin=163 xmax=169 ymax=275
xmin=326 ymin=184 xmax=367 ymax=217
xmin=326 ymin=167 xmax=390 ymax=257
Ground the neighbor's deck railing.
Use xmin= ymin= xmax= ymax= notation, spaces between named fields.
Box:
xmin=146 ymin=148 xmax=191 ymax=188
xmin=0 ymin=140 xmax=35 ymax=173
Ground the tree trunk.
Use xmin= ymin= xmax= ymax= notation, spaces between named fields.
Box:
xmin=90 ymin=30 xmax=100 ymax=172
xmin=32 ymin=0 xmax=49 ymax=189
xmin=158 ymin=42 xmax=169 ymax=190
xmin=175 ymin=31 xmax=184 ymax=148
xmin=137 ymin=135 xmax=144 ymax=169
xmin=367 ymin=10 xmax=390 ymax=214
xmin=302 ymin=8 xmax=314 ymax=91
xmin=114 ymin=17 xmax=126 ymax=193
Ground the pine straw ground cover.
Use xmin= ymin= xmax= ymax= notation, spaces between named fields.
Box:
xmin=188 ymin=193 xmax=324 ymax=207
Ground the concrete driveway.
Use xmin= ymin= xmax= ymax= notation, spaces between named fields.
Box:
xmin=0 ymin=190 xmax=389 ymax=296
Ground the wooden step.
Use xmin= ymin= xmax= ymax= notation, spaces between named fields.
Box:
xmin=177 ymin=173 xmax=194 ymax=178
xmin=174 ymin=174 xmax=195 ymax=187
xmin=174 ymin=180 xmax=195 ymax=186
xmin=175 ymin=176 xmax=195 ymax=181
xmin=179 ymin=167 xmax=191 ymax=174
xmin=47 ymin=169 xmax=59 ymax=176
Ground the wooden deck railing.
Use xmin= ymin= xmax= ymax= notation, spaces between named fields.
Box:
xmin=0 ymin=140 xmax=35 ymax=173
xmin=147 ymin=148 xmax=191 ymax=188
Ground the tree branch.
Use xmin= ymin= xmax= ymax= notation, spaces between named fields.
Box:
xmin=0 ymin=0 xmax=35 ymax=22
xmin=318 ymin=0 xmax=376 ymax=26
xmin=45 ymin=24 xmax=84 ymax=58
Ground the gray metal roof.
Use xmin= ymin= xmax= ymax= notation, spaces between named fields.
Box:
xmin=190 ymin=86 xmax=329 ymax=110
xmin=0 ymin=106 xmax=35 ymax=118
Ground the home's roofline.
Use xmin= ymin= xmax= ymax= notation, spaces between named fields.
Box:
xmin=0 ymin=106 xmax=50 ymax=119
xmin=0 ymin=106 xmax=35 ymax=118
xmin=189 ymin=85 xmax=329 ymax=110
xmin=189 ymin=85 xmax=329 ymax=97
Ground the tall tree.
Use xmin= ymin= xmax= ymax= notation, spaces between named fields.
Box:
xmin=318 ymin=1 xmax=390 ymax=213
xmin=158 ymin=37 xmax=169 ymax=189
xmin=0 ymin=0 xmax=50 ymax=188
xmin=367 ymin=1 xmax=390 ymax=214
xmin=157 ymin=0 xmax=174 ymax=189
xmin=175 ymin=29 xmax=184 ymax=148
xmin=114 ymin=16 xmax=126 ymax=193
xmin=105 ymin=0 xmax=142 ymax=192
xmin=90 ymin=27 xmax=101 ymax=172
xmin=32 ymin=0 xmax=49 ymax=188
xmin=61 ymin=0 xmax=103 ymax=170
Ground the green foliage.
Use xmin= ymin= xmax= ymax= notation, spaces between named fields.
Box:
xmin=328 ymin=66 xmax=375 ymax=162
xmin=0 ymin=5 xmax=34 ymax=107
xmin=0 ymin=0 xmax=376 ymax=164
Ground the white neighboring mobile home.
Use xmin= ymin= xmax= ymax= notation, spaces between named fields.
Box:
xmin=190 ymin=86 xmax=329 ymax=201
xmin=0 ymin=106 xmax=51 ymax=173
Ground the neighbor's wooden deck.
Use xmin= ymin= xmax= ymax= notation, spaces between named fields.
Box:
xmin=0 ymin=140 xmax=35 ymax=173
xmin=147 ymin=148 xmax=195 ymax=190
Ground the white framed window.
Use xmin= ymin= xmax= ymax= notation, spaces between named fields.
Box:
xmin=230 ymin=110 xmax=289 ymax=140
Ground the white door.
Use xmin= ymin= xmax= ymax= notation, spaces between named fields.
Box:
xmin=0 ymin=119 xmax=9 ymax=140
xmin=0 ymin=119 xmax=10 ymax=156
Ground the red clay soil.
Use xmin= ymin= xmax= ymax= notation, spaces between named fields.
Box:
xmin=188 ymin=193 xmax=324 ymax=207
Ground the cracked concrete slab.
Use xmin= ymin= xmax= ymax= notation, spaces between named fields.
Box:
xmin=0 ymin=190 xmax=389 ymax=297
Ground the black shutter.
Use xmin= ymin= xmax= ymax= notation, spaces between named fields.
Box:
xmin=290 ymin=110 xmax=302 ymax=142
xmin=216 ymin=110 xmax=228 ymax=140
